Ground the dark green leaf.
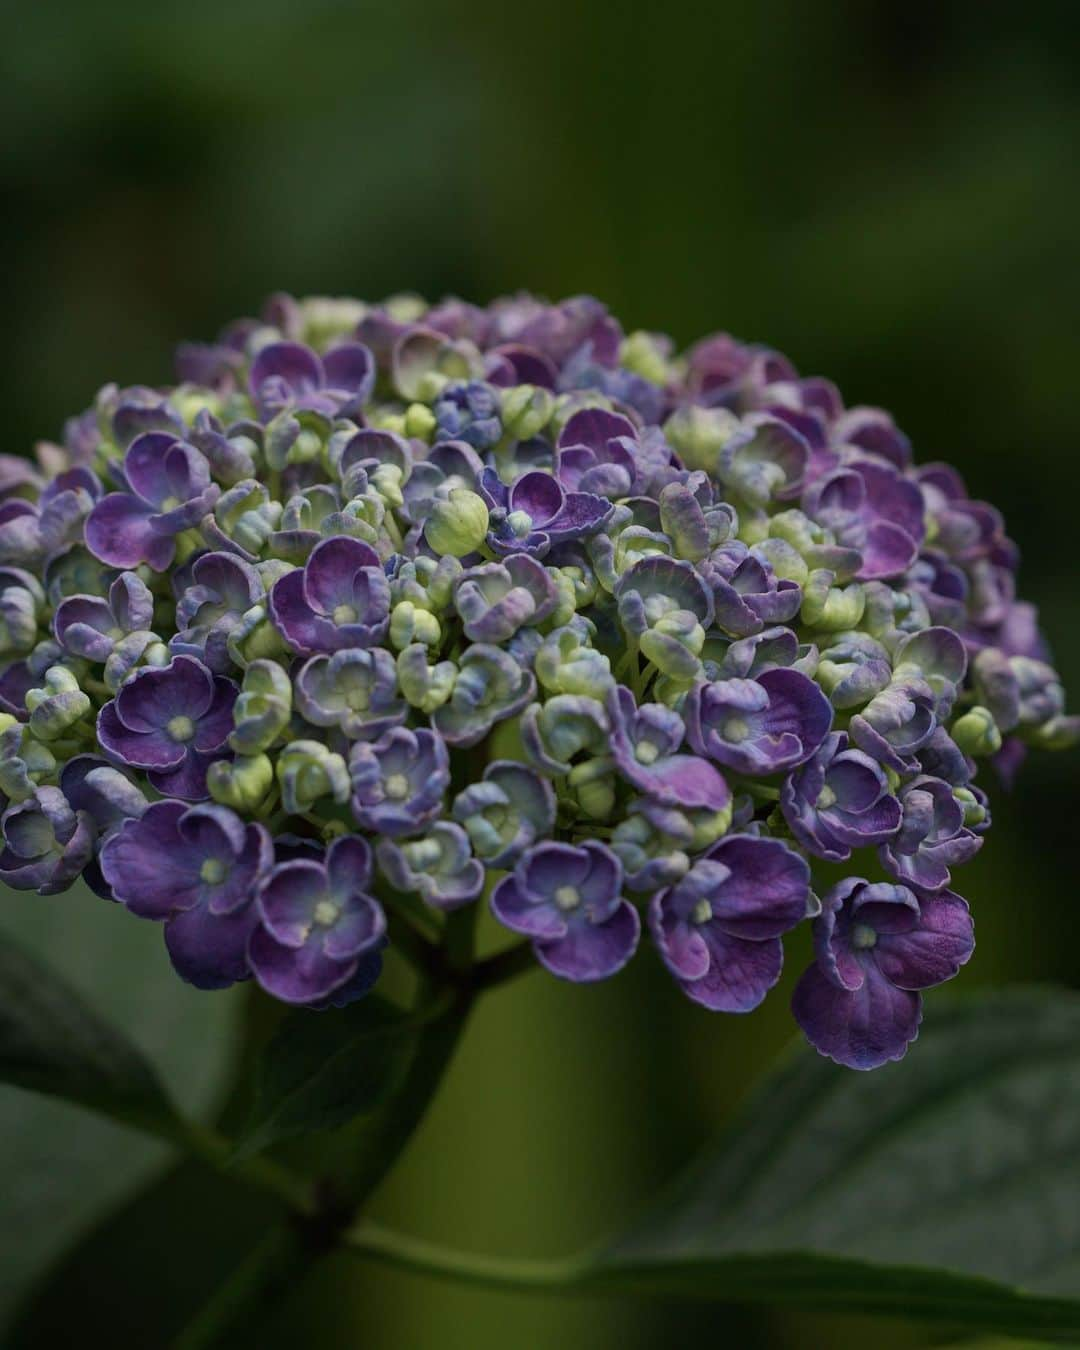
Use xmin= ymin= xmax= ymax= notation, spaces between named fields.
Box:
xmin=0 ymin=926 xmax=176 ymax=1134
xmin=586 ymin=988 xmax=1080 ymax=1340
xmin=235 ymin=994 xmax=422 ymax=1159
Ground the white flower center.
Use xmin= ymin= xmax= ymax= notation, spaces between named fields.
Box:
xmin=554 ymin=885 xmax=581 ymax=912
xmin=384 ymin=773 xmax=411 ymax=800
xmin=634 ymin=741 xmax=660 ymax=765
xmin=691 ymin=898 xmax=713 ymax=925
xmin=333 ymin=603 xmax=358 ymax=625
xmin=722 ymin=717 xmax=749 ymax=744
xmin=852 ymin=922 xmax=877 ymax=950
xmin=200 ymin=858 xmax=227 ymax=885
xmin=507 ymin=509 xmax=533 ymax=538
xmin=815 ymin=785 xmax=837 ymax=810
xmin=167 ymin=715 xmax=195 ymax=742
xmin=313 ymin=899 xmax=340 ymax=927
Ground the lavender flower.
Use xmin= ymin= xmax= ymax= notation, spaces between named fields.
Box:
xmin=250 ymin=835 xmax=385 ymax=1005
xmin=100 ymin=801 xmax=271 ymax=988
xmin=791 ymin=879 xmax=974 ymax=1069
xmin=0 ymin=289 xmax=1069 ymax=1059
xmin=491 ymin=841 xmax=640 ymax=981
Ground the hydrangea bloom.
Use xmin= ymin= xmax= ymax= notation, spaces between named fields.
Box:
xmin=0 ymin=291 xmax=1074 ymax=1059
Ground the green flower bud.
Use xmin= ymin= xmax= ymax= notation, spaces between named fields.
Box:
xmin=404 ymin=402 xmax=437 ymax=442
xmin=389 ymin=600 xmax=442 ymax=650
xmin=25 ymin=666 xmax=91 ymax=741
xmin=951 ymin=706 xmax=1003 ymax=757
xmin=639 ymin=612 xmax=705 ymax=679
xmin=227 ymin=603 xmax=289 ymax=668
xmin=801 ymin=571 xmax=865 ymax=632
xmin=230 ymin=659 xmax=292 ymax=755
xmin=686 ymin=803 xmax=734 ymax=851
xmin=276 ymin=740 xmax=351 ymax=815
xmin=207 ymin=753 xmax=274 ymax=813
xmin=0 ymin=723 xmax=56 ymax=802
xmin=209 ymin=481 xmax=282 ymax=558
xmin=567 ymin=756 xmax=616 ymax=820
xmin=424 ymin=488 xmax=489 ymax=557
xmin=391 ymin=554 xmax=462 ymax=613
xmin=662 ymin=405 xmax=741 ymax=474
xmin=751 ymin=537 xmax=809 ymax=585
xmin=500 ymin=385 xmax=555 ymax=441
xmin=397 ymin=645 xmax=457 ymax=713
xmin=535 ymin=626 xmax=614 ymax=699
xmin=620 ymin=331 xmax=671 ymax=386
xmin=954 ymin=786 xmax=989 ymax=830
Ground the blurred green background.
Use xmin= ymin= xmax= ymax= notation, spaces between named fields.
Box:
xmin=1 ymin=0 xmax=1078 ymax=1346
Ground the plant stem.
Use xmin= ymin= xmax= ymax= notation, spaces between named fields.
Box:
xmin=169 ymin=1119 xmax=316 ymax=1215
xmin=345 ymin=1219 xmax=587 ymax=1292
xmin=472 ymin=939 xmax=538 ymax=992
xmin=170 ymin=1226 xmax=319 ymax=1350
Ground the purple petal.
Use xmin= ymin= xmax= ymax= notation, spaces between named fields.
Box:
xmin=490 ymin=875 xmax=566 ymax=940
xmin=248 ymin=925 xmax=355 ymax=1004
xmin=874 ymin=890 xmax=974 ymax=991
xmin=165 ymin=903 xmax=258 ymax=989
xmin=84 ymin=493 xmax=172 ymax=571
xmin=792 ymin=960 xmax=921 ymax=1069
xmin=684 ymin=927 xmax=785 ymax=1013
xmin=535 ymin=901 xmax=640 ymax=982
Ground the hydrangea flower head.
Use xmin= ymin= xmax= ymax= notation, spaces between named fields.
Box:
xmin=1 ymin=290 xmax=1074 ymax=1064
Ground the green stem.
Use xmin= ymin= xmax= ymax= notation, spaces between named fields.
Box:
xmin=472 ymin=939 xmax=537 ymax=992
xmin=171 ymin=1226 xmax=319 ymax=1350
xmin=345 ymin=1219 xmax=587 ymax=1292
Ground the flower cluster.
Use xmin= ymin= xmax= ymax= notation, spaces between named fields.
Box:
xmin=1 ymin=292 xmax=1074 ymax=1069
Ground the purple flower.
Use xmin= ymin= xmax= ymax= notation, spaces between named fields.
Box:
xmin=791 ymin=879 xmax=974 ymax=1069
xmin=349 ymin=725 xmax=450 ymax=836
xmin=432 ymin=381 xmax=502 ymax=449
xmin=607 ymin=684 xmax=731 ymax=811
xmin=100 ymin=801 xmax=272 ymax=989
xmin=400 ymin=440 xmax=485 ymax=527
xmin=85 ymin=433 xmax=220 ymax=572
xmin=0 ymin=468 xmax=103 ymax=569
xmin=248 ymin=340 xmax=375 ymax=419
xmin=849 ymin=678 xmax=937 ymax=772
xmin=54 ymin=571 xmax=156 ymax=662
xmin=717 ymin=412 xmax=809 ymax=507
xmin=649 ymin=834 xmax=808 ymax=1011
xmin=452 ymin=554 xmax=559 ymax=643
xmin=803 ymin=460 xmax=925 ymax=580
xmin=701 ymin=541 xmax=802 ymax=638
xmin=555 ymin=408 xmax=637 ymax=498
xmin=491 ymin=840 xmax=640 ymax=982
xmin=478 ymin=467 xmax=612 ymax=558
xmin=172 ymin=552 xmax=263 ymax=673
xmin=781 ymin=731 xmax=901 ymax=861
xmin=268 ymin=536 xmax=390 ymax=655
xmin=295 ymin=645 xmax=405 ymax=740
xmin=0 ymin=786 xmax=95 ymax=893
xmin=97 ymin=655 xmax=237 ymax=800
xmin=879 ymin=775 xmax=983 ymax=891
xmin=685 ymin=668 xmax=832 ymax=775
xmin=250 ymin=835 xmax=385 ymax=1005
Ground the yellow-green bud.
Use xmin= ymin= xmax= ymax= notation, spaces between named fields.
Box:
xmin=389 ymin=601 xmax=442 ymax=650
xmin=404 ymin=402 xmax=437 ymax=442
xmin=424 ymin=488 xmax=489 ymax=557
xmin=952 ymin=706 xmax=1003 ymax=757
xmin=207 ymin=754 xmax=274 ymax=812
xmin=500 ymin=385 xmax=555 ymax=441
xmin=663 ymin=405 xmax=740 ymax=474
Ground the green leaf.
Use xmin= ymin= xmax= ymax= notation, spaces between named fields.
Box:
xmin=235 ymin=993 xmax=423 ymax=1159
xmin=0 ymin=928 xmax=174 ymax=1133
xmin=0 ymin=888 xmax=241 ymax=1332
xmin=585 ymin=988 xmax=1080 ymax=1340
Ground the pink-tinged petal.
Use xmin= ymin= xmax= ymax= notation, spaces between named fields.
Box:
xmin=490 ymin=875 xmax=566 ymax=940
xmin=536 ymin=902 xmax=640 ymax=982
xmin=638 ymin=753 xmax=731 ymax=812
xmin=684 ymin=928 xmax=784 ymax=1013
xmin=792 ymin=960 xmax=921 ymax=1069
xmin=874 ymin=890 xmax=974 ymax=991
xmin=84 ymin=494 xmax=170 ymax=570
